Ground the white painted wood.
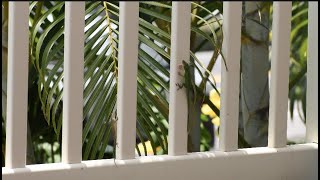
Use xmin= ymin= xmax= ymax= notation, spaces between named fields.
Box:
xmin=5 ymin=1 xmax=29 ymax=168
xmin=306 ymin=2 xmax=318 ymax=144
xmin=62 ymin=2 xmax=85 ymax=164
xmin=219 ymin=2 xmax=242 ymax=152
xmin=116 ymin=2 xmax=139 ymax=160
xmin=268 ymin=2 xmax=292 ymax=148
xmin=2 ymin=144 xmax=318 ymax=180
xmin=168 ymin=2 xmax=191 ymax=156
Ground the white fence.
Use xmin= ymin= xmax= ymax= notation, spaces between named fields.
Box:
xmin=2 ymin=1 xmax=318 ymax=180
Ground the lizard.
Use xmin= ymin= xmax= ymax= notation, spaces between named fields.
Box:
xmin=176 ymin=60 xmax=198 ymax=151
xmin=111 ymin=110 xmax=118 ymax=168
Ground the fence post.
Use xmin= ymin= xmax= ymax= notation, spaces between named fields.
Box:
xmin=62 ymin=1 xmax=85 ymax=164
xmin=306 ymin=2 xmax=318 ymax=143
xmin=268 ymin=2 xmax=292 ymax=148
xmin=219 ymin=2 xmax=242 ymax=152
xmin=5 ymin=1 xmax=29 ymax=168
xmin=168 ymin=2 xmax=191 ymax=156
xmin=116 ymin=2 xmax=140 ymax=160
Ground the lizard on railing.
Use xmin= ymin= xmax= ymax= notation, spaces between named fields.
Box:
xmin=176 ymin=60 xmax=198 ymax=150
xmin=111 ymin=110 xmax=118 ymax=167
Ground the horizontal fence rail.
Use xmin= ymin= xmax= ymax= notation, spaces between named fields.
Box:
xmin=2 ymin=1 xmax=318 ymax=180
xmin=2 ymin=144 xmax=318 ymax=180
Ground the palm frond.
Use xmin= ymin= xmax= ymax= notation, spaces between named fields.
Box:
xmin=28 ymin=1 xmax=223 ymax=160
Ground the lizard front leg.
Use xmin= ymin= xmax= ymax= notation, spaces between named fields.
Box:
xmin=176 ymin=83 xmax=184 ymax=90
xmin=111 ymin=111 xmax=119 ymax=167
xmin=176 ymin=63 xmax=186 ymax=90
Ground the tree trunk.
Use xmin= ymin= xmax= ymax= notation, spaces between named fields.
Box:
xmin=239 ymin=2 xmax=271 ymax=147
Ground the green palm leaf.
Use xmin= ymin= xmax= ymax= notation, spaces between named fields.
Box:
xmin=28 ymin=1 xmax=223 ymax=160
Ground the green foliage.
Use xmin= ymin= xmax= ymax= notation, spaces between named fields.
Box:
xmin=288 ymin=1 xmax=308 ymax=123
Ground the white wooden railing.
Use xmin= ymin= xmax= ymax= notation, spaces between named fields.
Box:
xmin=2 ymin=1 xmax=318 ymax=180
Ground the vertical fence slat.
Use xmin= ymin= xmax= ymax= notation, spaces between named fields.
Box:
xmin=268 ymin=2 xmax=292 ymax=148
xmin=5 ymin=1 xmax=29 ymax=168
xmin=168 ymin=2 xmax=191 ymax=156
xmin=219 ymin=2 xmax=242 ymax=152
xmin=62 ymin=2 xmax=85 ymax=164
xmin=306 ymin=2 xmax=318 ymax=143
xmin=116 ymin=2 xmax=139 ymax=160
